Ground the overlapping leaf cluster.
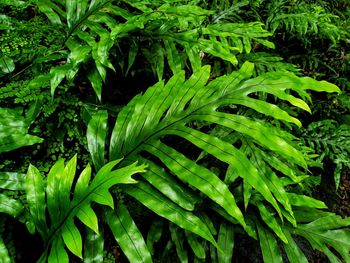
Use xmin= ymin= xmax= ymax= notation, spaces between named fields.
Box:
xmin=1 ymin=0 xmax=350 ymax=262
xmin=24 ymin=155 xmax=147 ymax=262
xmin=85 ymin=62 xmax=350 ymax=262
xmin=23 ymin=0 xmax=275 ymax=100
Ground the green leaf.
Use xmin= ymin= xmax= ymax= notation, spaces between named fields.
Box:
xmin=0 ymin=56 xmax=15 ymax=74
xmin=0 ymin=237 xmax=10 ymax=263
xmin=76 ymin=204 xmax=99 ymax=234
xmin=185 ymin=45 xmax=201 ymax=72
xmin=84 ymin=227 xmax=104 ymax=263
xmin=146 ymin=140 xmax=246 ymax=228
xmin=294 ymin=214 xmax=350 ymax=262
xmin=170 ymin=223 xmax=188 ymax=263
xmin=87 ymin=67 xmax=103 ymax=101
xmin=87 ymin=110 xmax=108 ymax=170
xmin=25 ymin=164 xmax=47 ymax=237
xmin=106 ymin=203 xmax=152 ymax=263
xmin=201 ymin=38 xmax=239 ymax=65
xmin=217 ymin=222 xmax=234 ymax=263
xmin=0 ymin=194 xmax=23 ymax=217
xmin=141 ymin=159 xmax=199 ymax=211
xmin=126 ymin=40 xmax=138 ymax=75
xmin=256 ymin=203 xmax=287 ymax=243
xmin=0 ymin=172 xmax=25 ymax=190
xmin=159 ymin=125 xmax=281 ymax=220
xmin=25 ymin=100 xmax=43 ymax=126
xmin=256 ymin=222 xmax=283 ymax=263
xmin=143 ymin=43 xmax=165 ymax=80
xmin=0 ymin=134 xmax=43 ymax=153
xmin=164 ymin=40 xmax=182 ymax=74
xmin=26 ymin=157 xmax=145 ymax=261
xmin=122 ymin=181 xmax=217 ymax=246
xmin=66 ymin=0 xmax=76 ymax=28
xmin=58 ymin=155 xmax=77 ymax=214
xmin=46 ymin=159 xmax=65 ymax=224
xmin=193 ymin=113 xmax=305 ymax=167
xmin=0 ymin=107 xmax=43 ymax=153
xmin=200 ymin=213 xmax=217 ymax=236
xmin=99 ymin=63 xmax=340 ymax=259
xmin=66 ymin=44 xmax=91 ymax=79
xmin=50 ymin=65 xmax=69 ymax=98
xmin=48 ymin=238 xmax=69 ymax=263
xmin=62 ymin=218 xmax=83 ymax=258
xmin=185 ymin=231 xmax=206 ymax=259
xmin=36 ymin=1 xmax=63 ymax=25
xmin=146 ymin=219 xmax=163 ymax=255
xmin=286 ymin=193 xmax=327 ymax=209
xmin=282 ymin=229 xmax=308 ymax=263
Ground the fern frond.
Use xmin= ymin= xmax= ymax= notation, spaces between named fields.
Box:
xmin=267 ymin=2 xmax=343 ymax=44
xmin=30 ymin=0 xmax=276 ymax=100
xmin=301 ymin=120 xmax=350 ymax=189
xmin=255 ymin=208 xmax=350 ymax=263
xmin=87 ymin=62 xmax=341 ymax=261
xmin=240 ymin=52 xmax=299 ymax=76
xmin=24 ymin=155 xmax=147 ymax=262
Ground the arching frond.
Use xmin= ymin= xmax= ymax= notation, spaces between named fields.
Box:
xmin=87 ymin=62 xmax=345 ymax=262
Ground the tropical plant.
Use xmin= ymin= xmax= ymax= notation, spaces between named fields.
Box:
xmin=13 ymin=0 xmax=275 ymax=100
xmin=301 ymin=120 xmax=350 ymax=189
xmin=23 ymin=155 xmax=147 ymax=262
xmin=1 ymin=0 xmax=350 ymax=262
xmin=84 ymin=62 xmax=350 ymax=262
xmin=0 ymin=104 xmax=42 ymax=261
xmin=266 ymin=1 xmax=344 ymax=45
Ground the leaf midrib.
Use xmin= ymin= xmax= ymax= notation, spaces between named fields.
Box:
xmin=120 ymin=73 xmax=292 ymax=164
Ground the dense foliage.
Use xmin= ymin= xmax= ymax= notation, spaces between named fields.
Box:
xmin=1 ymin=0 xmax=349 ymax=262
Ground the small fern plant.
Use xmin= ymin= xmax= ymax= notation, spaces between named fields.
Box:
xmin=266 ymin=1 xmax=344 ymax=45
xmin=23 ymin=155 xmax=147 ymax=262
xmin=301 ymin=120 xmax=350 ymax=189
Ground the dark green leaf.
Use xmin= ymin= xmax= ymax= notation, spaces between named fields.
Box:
xmin=87 ymin=110 xmax=108 ymax=170
xmin=0 ymin=172 xmax=25 ymax=190
xmin=257 ymin=222 xmax=283 ymax=263
xmin=106 ymin=203 xmax=152 ymax=263
xmin=0 ymin=56 xmax=15 ymax=74
xmin=84 ymin=228 xmax=104 ymax=263
xmin=25 ymin=164 xmax=47 ymax=237
xmin=170 ymin=223 xmax=188 ymax=263
xmin=123 ymin=181 xmax=217 ymax=246
xmin=217 ymin=222 xmax=234 ymax=263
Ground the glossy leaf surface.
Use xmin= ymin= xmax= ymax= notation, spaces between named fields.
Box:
xmin=24 ymin=156 xmax=146 ymax=262
xmin=106 ymin=203 xmax=152 ymax=263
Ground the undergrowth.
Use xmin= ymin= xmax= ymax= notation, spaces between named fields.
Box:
xmin=0 ymin=0 xmax=349 ymax=262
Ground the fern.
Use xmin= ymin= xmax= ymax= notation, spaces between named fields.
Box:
xmin=1 ymin=1 xmax=349 ymax=261
xmin=267 ymin=1 xmax=343 ymax=45
xmin=24 ymin=155 xmax=147 ymax=262
xmin=256 ymin=207 xmax=350 ymax=263
xmin=240 ymin=52 xmax=299 ymax=76
xmin=301 ymin=120 xmax=350 ymax=189
xmin=27 ymin=0 xmax=275 ymax=100
xmin=86 ymin=62 xmax=348 ymax=262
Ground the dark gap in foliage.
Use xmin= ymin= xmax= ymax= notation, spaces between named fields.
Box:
xmin=233 ymin=233 xmax=263 ymax=263
xmin=5 ymin=216 xmax=43 ymax=262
